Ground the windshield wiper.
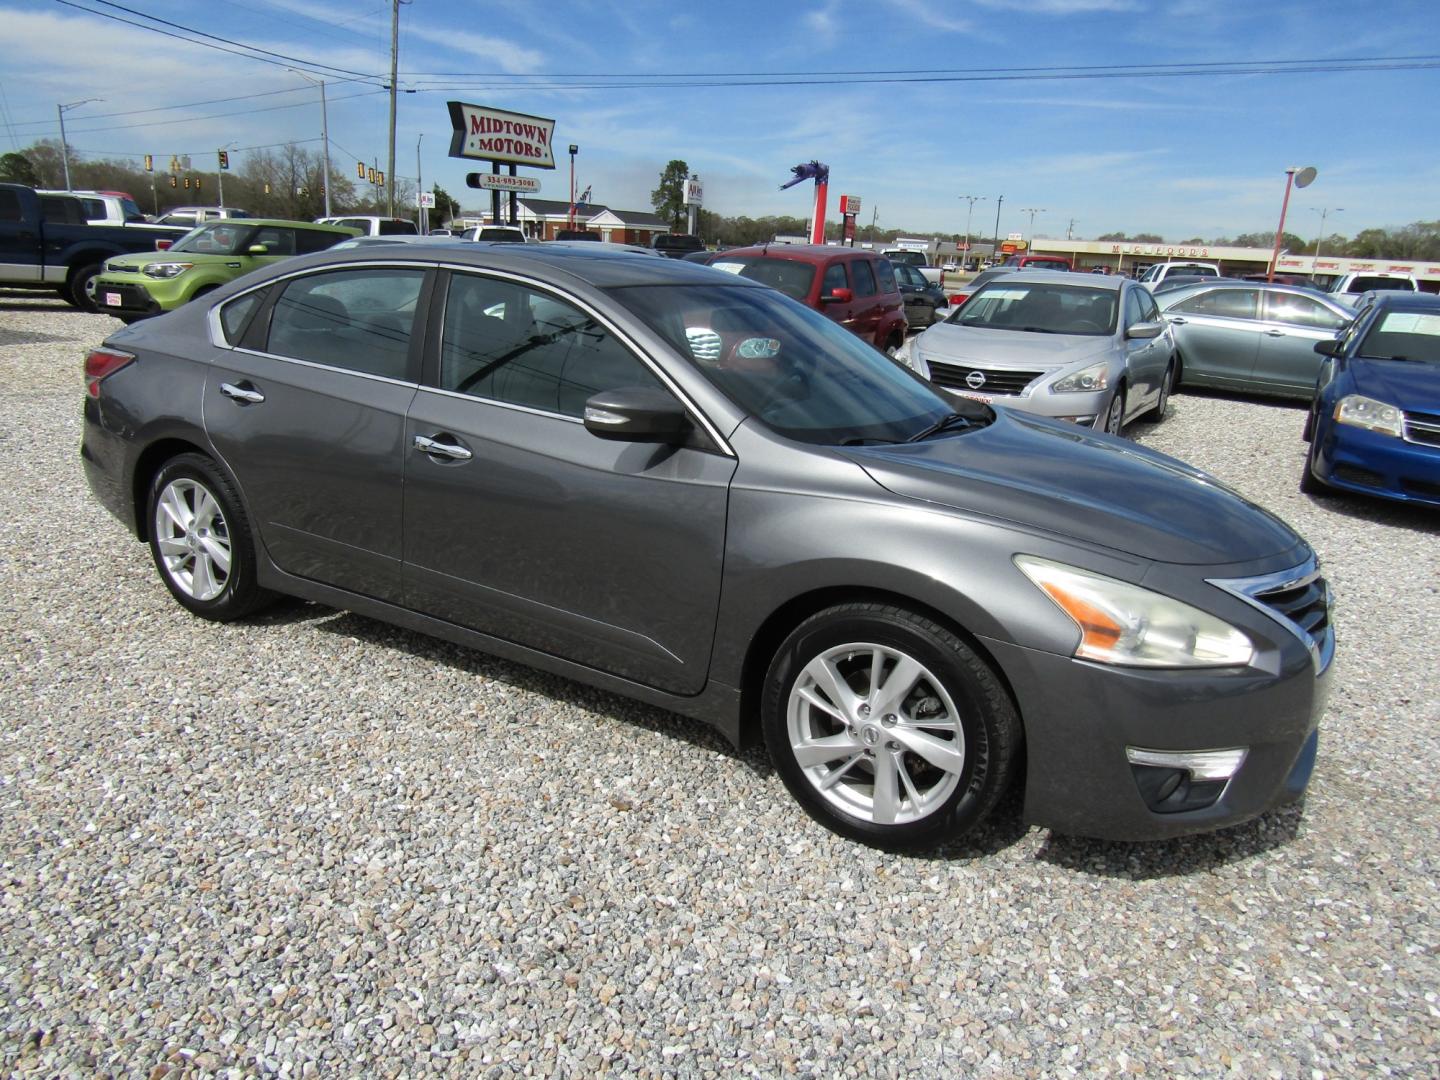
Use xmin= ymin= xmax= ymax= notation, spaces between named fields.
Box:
xmin=1358 ymin=354 xmax=1414 ymax=362
xmin=906 ymin=412 xmax=975 ymax=442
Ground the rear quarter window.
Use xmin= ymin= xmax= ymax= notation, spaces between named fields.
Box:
xmin=294 ymin=228 xmax=347 ymax=254
xmin=219 ymin=291 xmax=265 ymax=344
xmin=876 ymin=259 xmax=898 ymax=294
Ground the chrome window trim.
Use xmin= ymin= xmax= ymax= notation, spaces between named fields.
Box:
xmin=1207 ymin=554 xmax=1334 ymax=674
xmin=203 ymin=258 xmax=735 ymax=458
xmin=216 ymin=345 xmax=422 ymax=390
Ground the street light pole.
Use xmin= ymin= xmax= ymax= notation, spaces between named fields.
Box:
xmin=290 ymin=71 xmax=332 ymax=218
xmin=991 ymin=195 xmax=1004 ymax=263
xmin=1268 ymin=165 xmax=1317 ymax=282
xmin=568 ymin=144 xmax=578 ymax=231
xmin=1019 ymin=207 xmax=1046 ymax=238
xmin=958 ymin=194 xmax=986 ymax=267
xmin=56 ymin=98 xmax=103 ymax=191
xmin=1310 ymin=206 xmax=1342 ymax=270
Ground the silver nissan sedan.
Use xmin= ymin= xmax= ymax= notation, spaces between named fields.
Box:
xmin=82 ymin=245 xmax=1332 ymax=852
xmin=896 ymin=271 xmax=1177 ymax=435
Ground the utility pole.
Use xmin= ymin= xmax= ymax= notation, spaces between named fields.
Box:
xmin=991 ymin=195 xmax=1004 ymax=262
xmin=290 ymin=71 xmax=331 ymax=217
xmin=386 ymin=0 xmax=400 ymax=218
xmin=416 ymin=133 xmax=425 ymax=234
xmin=1067 ymin=218 xmax=1076 ymax=240
xmin=1310 ymin=206 xmax=1342 ymax=270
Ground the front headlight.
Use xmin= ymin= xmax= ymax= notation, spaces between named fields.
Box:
xmin=894 ymin=338 xmax=931 ymax=378
xmin=1015 ymin=556 xmax=1254 ymax=668
xmin=1334 ymin=394 xmax=1403 ymax=438
xmin=142 ymin=262 xmax=194 ymax=279
xmin=1051 ymin=361 xmax=1110 ymax=394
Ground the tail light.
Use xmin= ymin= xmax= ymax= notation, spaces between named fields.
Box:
xmin=948 ymin=291 xmax=970 ymax=306
xmin=85 ymin=347 xmax=136 ymax=398
xmin=155 ymin=239 xmax=173 ymax=251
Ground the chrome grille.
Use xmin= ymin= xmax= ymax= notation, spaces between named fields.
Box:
xmin=1209 ymin=555 xmax=1334 ymax=673
xmin=1403 ymin=409 xmax=1440 ymax=448
xmin=926 ymin=361 xmax=1043 ymax=396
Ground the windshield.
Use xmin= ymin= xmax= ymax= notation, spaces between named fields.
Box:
xmin=1357 ymin=311 xmax=1440 ymax=363
xmin=120 ymin=197 xmax=145 ymax=222
xmin=610 ymin=283 xmax=970 ymax=444
xmin=708 ymin=256 xmax=816 ymax=302
xmin=950 ymin=281 xmax=1117 ymax=336
xmin=170 ymin=222 xmax=256 ymax=255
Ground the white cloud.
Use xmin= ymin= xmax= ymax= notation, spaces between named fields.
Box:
xmin=886 ymin=0 xmax=974 ymax=33
xmin=404 ymin=26 xmax=545 ymax=75
xmin=973 ymin=0 xmax=1142 ymax=12
xmin=803 ymin=1 xmax=842 ymax=50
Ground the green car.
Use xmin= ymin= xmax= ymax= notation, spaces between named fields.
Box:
xmin=89 ymin=218 xmax=359 ymax=321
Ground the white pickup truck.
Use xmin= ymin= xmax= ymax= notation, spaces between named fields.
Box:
xmin=882 ymin=248 xmax=944 ymax=285
xmin=37 ymin=189 xmax=152 ymax=226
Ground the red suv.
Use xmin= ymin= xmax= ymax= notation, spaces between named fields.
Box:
xmin=1000 ymin=254 xmax=1073 ymax=271
xmin=709 ymin=245 xmax=909 ymax=354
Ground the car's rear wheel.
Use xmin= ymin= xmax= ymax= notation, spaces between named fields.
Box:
xmin=1145 ymin=362 xmax=1174 ymax=422
xmin=762 ymin=603 xmax=1019 ymax=852
xmin=67 ymin=262 xmax=103 ymax=312
xmin=146 ymin=453 xmax=275 ymax=621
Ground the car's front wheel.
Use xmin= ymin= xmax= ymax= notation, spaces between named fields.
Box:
xmin=146 ymin=453 xmax=275 ymax=621
xmin=762 ymin=603 xmax=1019 ymax=851
xmin=1299 ymin=432 xmax=1326 ymax=495
xmin=1101 ymin=384 xmax=1127 ymax=435
xmin=1146 ymin=362 xmax=1174 ymax=422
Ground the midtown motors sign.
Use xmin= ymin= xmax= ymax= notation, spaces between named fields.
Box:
xmin=447 ymin=102 xmax=557 ymax=169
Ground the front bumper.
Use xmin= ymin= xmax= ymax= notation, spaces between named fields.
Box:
xmin=981 ymin=620 xmax=1331 ymax=841
xmin=921 ymin=358 xmax=1112 ymax=428
xmin=90 ymin=276 xmax=164 ymax=318
xmin=1313 ymin=420 xmax=1440 ymax=508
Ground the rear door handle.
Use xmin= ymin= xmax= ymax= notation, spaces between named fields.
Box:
xmin=413 ymin=434 xmax=473 ymax=462
xmin=219 ymin=381 xmax=265 ymax=404
xmin=1265 ymin=329 xmax=1286 ymax=337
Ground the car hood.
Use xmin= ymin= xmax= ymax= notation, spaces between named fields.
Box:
xmin=844 ymin=411 xmax=1302 ymax=565
xmin=1348 ymin=357 xmax=1440 ymax=406
xmin=104 ymin=250 xmax=245 ymax=270
xmin=916 ymin=323 xmax=1112 ymax=370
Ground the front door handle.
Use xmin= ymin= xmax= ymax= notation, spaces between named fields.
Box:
xmin=219 ymin=381 xmax=265 ymax=404
xmin=1265 ymin=329 xmax=1286 ymax=337
xmin=1167 ymin=316 xmax=1187 ymax=325
xmin=413 ymin=434 xmax=473 ymax=462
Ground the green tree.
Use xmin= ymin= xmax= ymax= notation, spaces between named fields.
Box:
xmin=429 ymin=183 xmax=459 ymax=229
xmin=0 ymin=152 xmax=39 ymax=186
xmin=651 ymin=159 xmax=689 ymax=229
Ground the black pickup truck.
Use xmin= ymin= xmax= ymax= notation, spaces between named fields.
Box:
xmin=0 ymin=183 xmax=187 ymax=311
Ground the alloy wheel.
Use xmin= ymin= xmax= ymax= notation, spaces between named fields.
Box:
xmin=786 ymin=642 xmax=966 ymax=825
xmin=153 ymin=478 xmax=232 ymax=601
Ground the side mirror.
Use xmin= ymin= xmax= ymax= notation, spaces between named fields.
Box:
xmin=247 ymin=244 xmax=270 ymax=255
xmin=1126 ymin=321 xmax=1165 ymax=340
xmin=821 ymin=287 xmax=854 ymax=305
xmin=584 ymin=387 xmax=691 ymax=443
xmin=1313 ymin=338 xmax=1343 ymax=356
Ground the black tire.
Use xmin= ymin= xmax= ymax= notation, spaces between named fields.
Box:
xmin=1101 ymin=383 xmax=1127 ymax=436
xmin=145 ymin=453 xmax=276 ymax=621
xmin=67 ymin=261 xmax=104 ymax=312
xmin=1299 ymin=433 xmax=1325 ymax=495
xmin=1145 ymin=362 xmax=1174 ymax=422
xmin=1301 ymin=398 xmax=1318 ymax=442
xmin=761 ymin=603 xmax=1020 ymax=852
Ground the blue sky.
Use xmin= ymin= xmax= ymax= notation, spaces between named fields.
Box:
xmin=2 ymin=0 xmax=1436 ymax=241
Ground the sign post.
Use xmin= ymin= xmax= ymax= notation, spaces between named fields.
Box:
xmin=839 ymin=194 xmax=861 ymax=247
xmin=683 ymin=175 xmax=703 ymax=237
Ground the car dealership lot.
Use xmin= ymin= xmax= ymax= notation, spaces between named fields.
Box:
xmin=2 ymin=294 xmax=1437 ymax=1076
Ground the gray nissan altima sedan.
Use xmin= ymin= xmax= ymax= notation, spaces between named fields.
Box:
xmin=82 ymin=245 xmax=1333 ymax=851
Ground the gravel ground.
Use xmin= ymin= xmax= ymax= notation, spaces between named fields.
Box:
xmin=2 ymin=291 xmax=1437 ymax=1078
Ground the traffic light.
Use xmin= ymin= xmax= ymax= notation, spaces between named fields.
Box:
xmin=357 ymin=161 xmax=365 ymax=179
xmin=367 ymin=167 xmax=376 ymax=184
xmin=195 ymin=178 xmax=202 ymax=191
xmin=218 ymin=150 xmax=230 ymax=171
xmin=143 ymin=154 xmax=153 ymax=172
xmin=169 ymin=175 xmax=177 ymax=188
xmin=183 ymin=177 xmax=191 ymax=189
xmin=376 ymin=171 xmax=384 ymax=187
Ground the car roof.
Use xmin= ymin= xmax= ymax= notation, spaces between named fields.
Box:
xmin=197 ymin=218 xmax=357 ymax=231
xmin=988 ymin=270 xmax=1126 ymax=291
xmin=1369 ymin=291 xmax=1440 ymax=311
xmin=252 ymin=242 xmax=770 ymax=290
xmin=718 ymin=244 xmax=877 ymax=264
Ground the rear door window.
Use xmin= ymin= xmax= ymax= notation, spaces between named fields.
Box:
xmin=294 ymin=228 xmax=345 ymax=254
xmin=266 ymin=267 xmax=425 ymax=380
xmin=876 ymin=260 xmax=899 ymax=294
xmin=851 ymin=259 xmax=877 ymax=297
xmin=1171 ymin=288 xmax=1260 ymax=320
xmin=1264 ymin=293 xmax=1346 ymax=330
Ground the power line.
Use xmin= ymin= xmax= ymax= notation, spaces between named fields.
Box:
xmin=71 ymin=136 xmax=325 ymax=157
xmin=5 ymin=83 xmax=371 ymax=130
xmin=48 ymin=89 xmax=384 ymax=137
xmin=52 ymin=0 xmax=387 ymax=84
